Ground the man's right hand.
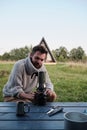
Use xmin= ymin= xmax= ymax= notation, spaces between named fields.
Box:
xmin=19 ymin=92 xmax=35 ymax=101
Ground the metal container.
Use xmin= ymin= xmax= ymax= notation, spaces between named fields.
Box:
xmin=64 ymin=112 xmax=87 ymax=130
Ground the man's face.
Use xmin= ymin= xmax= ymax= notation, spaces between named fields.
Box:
xmin=30 ymin=51 xmax=46 ymax=69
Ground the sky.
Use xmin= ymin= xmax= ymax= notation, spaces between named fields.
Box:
xmin=0 ymin=0 xmax=87 ymax=55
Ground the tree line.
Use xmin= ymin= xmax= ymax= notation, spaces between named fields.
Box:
xmin=0 ymin=45 xmax=87 ymax=62
xmin=52 ymin=46 xmax=87 ymax=62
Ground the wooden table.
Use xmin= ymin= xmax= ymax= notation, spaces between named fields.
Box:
xmin=0 ymin=102 xmax=87 ymax=130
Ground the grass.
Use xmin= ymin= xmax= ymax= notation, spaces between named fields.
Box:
xmin=0 ymin=61 xmax=87 ymax=102
xmin=46 ymin=62 xmax=87 ymax=102
xmin=0 ymin=62 xmax=13 ymax=101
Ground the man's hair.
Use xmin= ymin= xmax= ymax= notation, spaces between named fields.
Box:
xmin=31 ymin=45 xmax=48 ymax=55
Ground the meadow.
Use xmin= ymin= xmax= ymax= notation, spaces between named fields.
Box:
xmin=0 ymin=61 xmax=87 ymax=102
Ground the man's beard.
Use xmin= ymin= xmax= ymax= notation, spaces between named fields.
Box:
xmin=33 ymin=62 xmax=41 ymax=69
xmin=31 ymin=58 xmax=42 ymax=69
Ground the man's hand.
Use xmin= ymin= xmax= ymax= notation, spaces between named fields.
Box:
xmin=45 ymin=89 xmax=57 ymax=102
xmin=19 ymin=92 xmax=35 ymax=101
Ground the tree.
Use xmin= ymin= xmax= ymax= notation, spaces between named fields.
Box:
xmin=1 ymin=52 xmax=10 ymax=61
xmin=69 ymin=46 xmax=85 ymax=61
xmin=1 ymin=45 xmax=32 ymax=61
xmin=76 ymin=46 xmax=85 ymax=60
xmin=55 ymin=46 xmax=68 ymax=61
xmin=69 ymin=48 xmax=77 ymax=61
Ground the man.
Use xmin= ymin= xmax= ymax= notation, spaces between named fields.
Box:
xmin=3 ymin=45 xmax=57 ymax=102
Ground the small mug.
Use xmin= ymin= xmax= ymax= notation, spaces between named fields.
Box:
xmin=16 ymin=101 xmax=30 ymax=116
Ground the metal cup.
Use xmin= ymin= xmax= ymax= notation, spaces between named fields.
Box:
xmin=64 ymin=112 xmax=87 ymax=130
xmin=16 ymin=101 xmax=30 ymax=116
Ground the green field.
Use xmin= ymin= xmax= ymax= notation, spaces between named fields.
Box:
xmin=0 ymin=61 xmax=87 ymax=102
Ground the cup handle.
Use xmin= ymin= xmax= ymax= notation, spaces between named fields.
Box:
xmin=24 ymin=104 xmax=30 ymax=113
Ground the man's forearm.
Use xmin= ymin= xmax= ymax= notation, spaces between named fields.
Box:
xmin=19 ymin=92 xmax=35 ymax=101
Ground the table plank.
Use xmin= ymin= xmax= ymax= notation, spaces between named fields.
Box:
xmin=0 ymin=102 xmax=87 ymax=106
xmin=0 ymin=120 xmax=64 ymax=130
xmin=0 ymin=106 xmax=86 ymax=113
xmin=29 ymin=102 xmax=87 ymax=107
xmin=0 ymin=109 xmax=86 ymax=121
xmin=0 ymin=112 xmax=64 ymax=121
